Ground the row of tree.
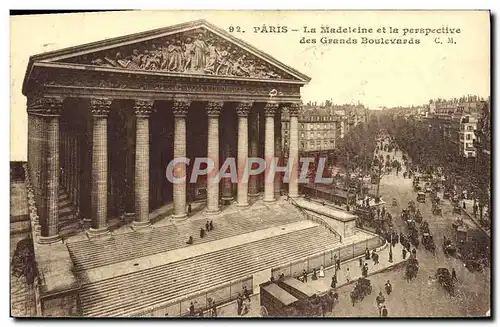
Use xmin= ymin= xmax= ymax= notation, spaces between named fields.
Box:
xmin=379 ymin=113 xmax=491 ymax=222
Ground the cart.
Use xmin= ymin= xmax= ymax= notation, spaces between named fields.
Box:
xmin=417 ymin=192 xmax=426 ymax=203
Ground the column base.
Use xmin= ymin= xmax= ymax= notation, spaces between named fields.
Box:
xmin=264 ymin=197 xmax=276 ymax=203
xmin=237 ymin=202 xmax=250 ymax=208
xmin=87 ymin=227 xmax=111 ymax=239
xmin=205 ymin=208 xmax=221 ymax=215
xmin=131 ymin=220 xmax=152 ymax=231
xmin=171 ymin=213 xmax=188 ymax=221
xmin=38 ymin=234 xmax=62 ymax=245
xmin=248 ymin=192 xmax=260 ymax=198
xmin=221 ymin=196 xmax=234 ymax=201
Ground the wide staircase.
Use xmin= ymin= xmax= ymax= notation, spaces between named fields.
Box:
xmin=57 ymin=188 xmax=79 ymax=235
xmin=67 ymin=204 xmax=303 ymax=272
xmin=79 ymin=224 xmax=341 ymax=317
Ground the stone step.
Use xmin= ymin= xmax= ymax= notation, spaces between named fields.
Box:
xmin=79 ymin=226 xmax=340 ymax=317
xmin=68 ymin=211 xmax=303 ymax=271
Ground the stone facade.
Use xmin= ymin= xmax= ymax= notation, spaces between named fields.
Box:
xmin=22 ymin=19 xmax=310 ymax=316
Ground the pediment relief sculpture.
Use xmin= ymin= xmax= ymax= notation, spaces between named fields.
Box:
xmin=62 ymin=28 xmax=290 ymax=80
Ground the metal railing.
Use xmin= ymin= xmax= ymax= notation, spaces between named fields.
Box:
xmin=135 ymin=275 xmax=254 ymax=317
xmin=271 ymin=236 xmax=384 ymax=280
xmin=289 ymin=197 xmax=343 ymax=242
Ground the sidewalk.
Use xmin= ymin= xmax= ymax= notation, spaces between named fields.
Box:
xmin=212 ymin=241 xmax=407 ymax=317
xmin=456 ymin=199 xmax=490 ymax=237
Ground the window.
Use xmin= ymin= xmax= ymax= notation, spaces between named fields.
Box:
xmin=316 ymin=141 xmax=321 ymax=146
xmin=301 ymin=133 xmax=305 ymax=138
xmin=466 ymin=134 xmax=471 ymax=140
xmin=301 ymin=142 xmax=305 ymax=148
xmin=467 ymin=126 xmax=474 ymax=131
xmin=301 ymin=124 xmax=305 ymax=129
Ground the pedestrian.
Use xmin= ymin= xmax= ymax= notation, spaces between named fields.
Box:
xmin=345 ymin=267 xmax=351 ymax=283
xmin=236 ymin=293 xmax=243 ymax=315
xmin=376 ymin=292 xmax=385 ymax=316
xmin=188 ymin=203 xmax=192 ymax=215
xmin=302 ymin=269 xmax=308 ymax=283
xmin=452 ymin=268 xmax=458 ymax=281
xmin=385 ymin=280 xmax=392 ymax=295
xmin=463 ymin=201 xmax=466 ymax=210
xmin=211 ymin=301 xmax=217 ymax=317
xmin=331 ymin=274 xmax=337 ymax=289
xmin=412 ymin=248 xmax=417 ymax=258
xmin=186 ymin=235 xmax=193 ymax=245
xmin=359 ymin=257 xmax=363 ymax=267
xmin=365 ymin=247 xmax=371 ymax=260
xmin=243 ymin=285 xmax=251 ymax=302
xmin=209 ymin=220 xmax=214 ymax=231
xmin=200 ymin=227 xmax=205 ymax=239
xmin=189 ymin=302 xmax=195 ymax=316
xmin=312 ymin=268 xmax=318 ymax=280
xmin=381 ymin=305 xmax=388 ymax=317
xmin=333 ymin=254 xmax=338 ymax=270
xmin=402 ymin=247 xmax=407 ymax=260
xmin=374 ymin=252 xmax=379 ymax=265
xmin=319 ymin=265 xmax=325 ymax=278
xmin=336 ymin=258 xmax=341 ymax=271
xmin=205 ymin=220 xmax=210 ymax=232
xmin=362 ymin=264 xmax=367 ymax=278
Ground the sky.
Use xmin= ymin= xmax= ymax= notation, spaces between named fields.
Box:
xmin=10 ymin=11 xmax=490 ymax=160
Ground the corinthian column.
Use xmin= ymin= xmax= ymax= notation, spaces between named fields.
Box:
xmin=264 ymin=102 xmax=279 ymax=202
xmin=248 ymin=108 xmax=260 ymax=197
xmin=236 ymin=101 xmax=252 ymax=207
xmin=133 ymin=99 xmax=154 ymax=230
xmin=88 ymin=98 xmax=112 ymax=238
xmin=274 ymin=106 xmax=283 ymax=199
xmin=288 ymin=103 xmax=300 ymax=198
xmin=38 ymin=96 xmax=64 ymax=244
xmin=205 ymin=101 xmax=223 ymax=214
xmin=172 ymin=99 xmax=190 ymax=219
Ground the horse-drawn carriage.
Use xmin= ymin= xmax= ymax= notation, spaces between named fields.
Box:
xmin=417 ymin=192 xmax=426 ymax=203
xmin=443 ymin=236 xmax=457 ymax=257
xmin=260 ymin=278 xmax=328 ymax=317
xmin=405 ymin=257 xmax=419 ymax=281
xmin=422 ymin=232 xmax=436 ymax=255
xmin=436 ymin=268 xmax=454 ymax=295
xmin=432 ymin=203 xmax=442 ymax=216
xmin=350 ymin=278 xmax=373 ymax=306
xmin=414 ymin=210 xmax=423 ymax=224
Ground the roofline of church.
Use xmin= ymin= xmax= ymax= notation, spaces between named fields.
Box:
xmin=23 ymin=19 xmax=311 ymax=95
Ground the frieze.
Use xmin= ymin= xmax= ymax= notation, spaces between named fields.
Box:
xmin=60 ymin=28 xmax=293 ymax=80
xmin=39 ymin=70 xmax=302 ymax=97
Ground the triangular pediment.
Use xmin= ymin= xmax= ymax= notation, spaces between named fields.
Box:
xmin=33 ymin=20 xmax=310 ymax=83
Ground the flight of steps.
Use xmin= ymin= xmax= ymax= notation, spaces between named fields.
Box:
xmin=79 ymin=225 xmax=341 ymax=317
xmin=57 ymin=188 xmax=79 ymax=234
xmin=67 ymin=206 xmax=303 ymax=271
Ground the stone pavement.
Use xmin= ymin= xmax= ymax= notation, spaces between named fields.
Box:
xmin=211 ymin=241 xmax=406 ymax=317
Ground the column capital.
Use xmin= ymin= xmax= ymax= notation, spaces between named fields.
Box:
xmin=206 ymin=101 xmax=224 ymax=117
xmin=173 ymin=99 xmax=191 ymax=117
xmin=27 ymin=96 xmax=64 ymax=116
xmin=134 ymin=99 xmax=155 ymax=117
xmin=90 ymin=98 xmax=112 ymax=117
xmin=264 ymin=102 xmax=279 ymax=117
xmin=288 ymin=103 xmax=301 ymax=117
xmin=236 ymin=101 xmax=253 ymax=117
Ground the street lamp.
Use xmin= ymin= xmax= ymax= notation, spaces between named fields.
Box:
xmin=389 ymin=228 xmax=393 ymax=263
